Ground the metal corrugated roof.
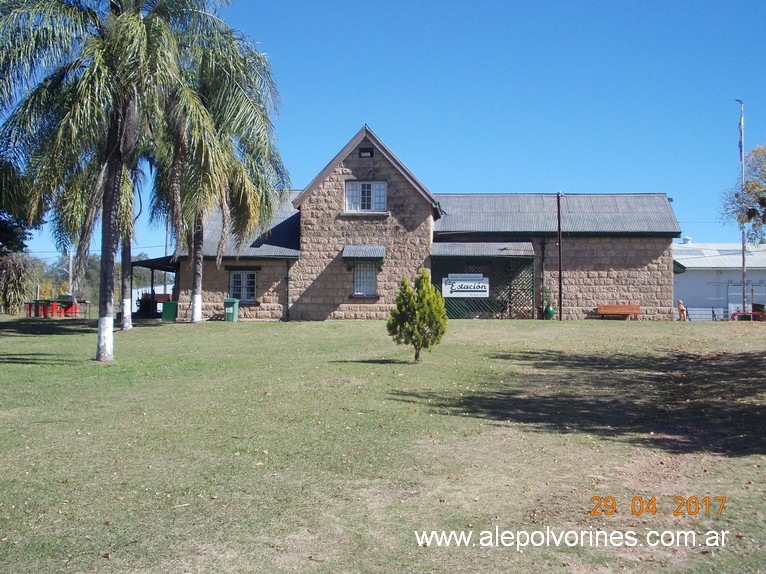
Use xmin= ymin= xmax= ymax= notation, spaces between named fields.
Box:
xmin=183 ymin=191 xmax=681 ymax=262
xmin=433 ymin=193 xmax=681 ymax=236
xmin=189 ymin=191 xmax=301 ymax=259
xmin=431 ymin=242 xmax=534 ymax=258
xmin=672 ymin=242 xmax=766 ymax=269
xmin=342 ymin=244 xmax=386 ymax=260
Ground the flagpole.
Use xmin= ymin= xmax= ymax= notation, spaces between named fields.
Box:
xmin=736 ymin=99 xmax=747 ymax=314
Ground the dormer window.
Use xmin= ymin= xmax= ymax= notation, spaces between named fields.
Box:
xmin=345 ymin=181 xmax=387 ymax=213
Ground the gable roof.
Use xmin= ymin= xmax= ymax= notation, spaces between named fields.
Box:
xmin=292 ymin=125 xmax=441 ymax=218
xmin=672 ymin=242 xmax=766 ymax=269
xmin=434 ymin=193 xmax=681 ymax=236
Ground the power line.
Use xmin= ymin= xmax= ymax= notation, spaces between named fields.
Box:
xmin=26 ymin=244 xmax=168 ymax=255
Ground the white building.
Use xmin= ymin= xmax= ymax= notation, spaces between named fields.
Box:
xmin=673 ymin=238 xmax=766 ymax=320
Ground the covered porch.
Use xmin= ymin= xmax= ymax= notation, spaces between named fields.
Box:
xmin=131 ymin=256 xmax=180 ymax=319
xmin=430 ymin=242 xmax=536 ymax=319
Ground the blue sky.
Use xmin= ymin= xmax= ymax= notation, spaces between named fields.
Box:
xmin=26 ymin=0 xmax=766 ymax=262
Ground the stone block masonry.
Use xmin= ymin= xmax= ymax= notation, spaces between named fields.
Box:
xmin=176 ymin=259 xmax=288 ymax=321
xmin=539 ymin=237 xmax=674 ymax=320
xmin=288 ymin=137 xmax=435 ymax=321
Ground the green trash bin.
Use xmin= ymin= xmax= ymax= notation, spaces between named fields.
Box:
xmin=162 ymin=301 xmax=178 ymax=322
xmin=223 ymin=298 xmax=239 ymax=322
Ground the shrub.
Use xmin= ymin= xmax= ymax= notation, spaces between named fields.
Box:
xmin=0 ymin=253 xmax=34 ymax=314
xmin=387 ymin=268 xmax=448 ymax=361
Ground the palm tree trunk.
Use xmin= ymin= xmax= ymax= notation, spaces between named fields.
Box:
xmin=97 ymin=154 xmax=122 ymax=361
xmin=191 ymin=212 xmax=204 ymax=322
xmin=121 ymin=234 xmax=133 ymax=330
xmin=97 ymin=93 xmax=140 ymax=360
xmin=97 ymin=103 xmax=133 ymax=361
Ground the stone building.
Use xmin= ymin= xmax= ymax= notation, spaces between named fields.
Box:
xmin=167 ymin=126 xmax=681 ymax=321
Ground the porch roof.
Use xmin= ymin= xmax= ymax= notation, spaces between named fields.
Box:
xmin=431 ymin=242 xmax=535 ymax=258
xmin=131 ymin=255 xmax=179 ymax=273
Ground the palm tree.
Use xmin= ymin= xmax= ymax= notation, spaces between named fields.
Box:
xmin=152 ymin=25 xmax=289 ymax=322
xmin=0 ymin=1 xmax=285 ymax=358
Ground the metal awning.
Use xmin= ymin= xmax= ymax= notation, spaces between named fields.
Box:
xmin=342 ymin=244 xmax=386 ymax=261
xmin=131 ymin=255 xmax=179 ymax=273
xmin=431 ymin=242 xmax=535 ymax=258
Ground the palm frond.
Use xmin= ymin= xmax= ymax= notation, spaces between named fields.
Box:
xmin=0 ymin=0 xmax=95 ymax=112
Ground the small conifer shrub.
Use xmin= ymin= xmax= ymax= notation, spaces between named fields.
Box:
xmin=386 ymin=268 xmax=448 ymax=362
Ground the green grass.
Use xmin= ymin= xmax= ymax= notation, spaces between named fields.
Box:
xmin=0 ymin=318 xmax=764 ymax=573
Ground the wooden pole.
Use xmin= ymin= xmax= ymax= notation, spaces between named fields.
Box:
xmin=557 ymin=191 xmax=563 ymax=321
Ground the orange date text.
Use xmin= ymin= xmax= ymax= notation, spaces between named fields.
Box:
xmin=589 ymin=496 xmax=726 ymax=517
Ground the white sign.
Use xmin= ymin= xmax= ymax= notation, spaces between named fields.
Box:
xmin=442 ymin=276 xmax=489 ymax=298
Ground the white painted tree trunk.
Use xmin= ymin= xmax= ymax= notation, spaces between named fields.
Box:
xmin=191 ymin=294 xmax=202 ymax=322
xmin=122 ymin=298 xmax=133 ymax=330
xmin=190 ymin=213 xmax=204 ymax=323
xmin=121 ymin=236 xmax=133 ymax=331
xmin=97 ymin=317 xmax=114 ymax=362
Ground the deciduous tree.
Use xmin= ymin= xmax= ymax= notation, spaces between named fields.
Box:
xmin=722 ymin=145 xmax=766 ymax=244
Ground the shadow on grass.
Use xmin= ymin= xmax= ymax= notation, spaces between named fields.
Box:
xmin=0 ymin=352 xmax=83 ymax=366
xmin=331 ymin=358 xmax=413 ymax=365
xmin=390 ymin=349 xmax=765 ymax=457
xmin=0 ymin=318 xmax=96 ymax=336
xmin=0 ymin=318 xmax=166 ymax=337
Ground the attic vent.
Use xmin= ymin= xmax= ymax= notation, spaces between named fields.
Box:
xmin=359 ymin=147 xmax=374 ymax=158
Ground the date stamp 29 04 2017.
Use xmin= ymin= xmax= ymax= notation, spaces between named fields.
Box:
xmin=590 ymin=496 xmax=727 ymax=517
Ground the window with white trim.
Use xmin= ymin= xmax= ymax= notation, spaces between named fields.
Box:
xmin=353 ymin=261 xmax=378 ymax=297
xmin=229 ymin=271 xmax=257 ymax=303
xmin=345 ymin=181 xmax=387 ymax=212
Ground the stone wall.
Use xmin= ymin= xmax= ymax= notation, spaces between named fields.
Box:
xmin=176 ymin=234 xmax=674 ymax=322
xmin=288 ymin=137 xmax=434 ymax=320
xmin=537 ymin=236 xmax=675 ymax=320
xmin=176 ymin=258 xmax=288 ymax=321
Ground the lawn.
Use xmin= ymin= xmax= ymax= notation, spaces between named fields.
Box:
xmin=0 ymin=318 xmax=764 ymax=573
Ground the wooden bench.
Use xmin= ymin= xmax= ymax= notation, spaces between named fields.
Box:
xmin=597 ymin=304 xmax=641 ymax=320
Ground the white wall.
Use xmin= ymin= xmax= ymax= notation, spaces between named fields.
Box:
xmin=674 ymin=269 xmax=766 ymax=320
xmin=131 ymin=284 xmax=174 ymax=313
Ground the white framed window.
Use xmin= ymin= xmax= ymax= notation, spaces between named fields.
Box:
xmin=345 ymin=181 xmax=387 ymax=212
xmin=229 ymin=271 xmax=257 ymax=303
xmin=353 ymin=261 xmax=378 ymax=297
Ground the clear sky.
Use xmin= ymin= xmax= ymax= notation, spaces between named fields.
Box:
xmin=25 ymin=0 xmax=766 ymax=263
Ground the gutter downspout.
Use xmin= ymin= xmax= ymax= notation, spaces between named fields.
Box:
xmin=285 ymin=259 xmax=291 ymax=322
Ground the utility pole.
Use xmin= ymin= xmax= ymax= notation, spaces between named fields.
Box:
xmin=68 ymin=247 xmax=73 ymax=294
xmin=557 ymin=191 xmax=563 ymax=321
xmin=164 ymin=218 xmax=169 ymax=295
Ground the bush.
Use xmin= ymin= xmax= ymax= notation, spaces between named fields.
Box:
xmin=0 ymin=253 xmax=34 ymax=314
xmin=386 ymin=268 xmax=448 ymax=362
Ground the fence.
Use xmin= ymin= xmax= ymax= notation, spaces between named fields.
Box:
xmin=431 ymin=258 xmax=535 ymax=320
